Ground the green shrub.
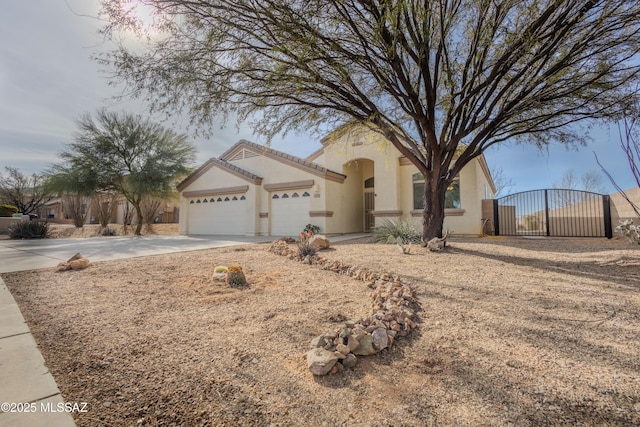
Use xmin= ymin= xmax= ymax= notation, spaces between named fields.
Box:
xmin=214 ymin=266 xmax=229 ymax=273
xmin=373 ymin=219 xmax=421 ymax=244
xmin=0 ymin=204 xmax=19 ymax=217
xmin=303 ymin=224 xmax=320 ymax=235
xmin=8 ymin=221 xmax=50 ymax=239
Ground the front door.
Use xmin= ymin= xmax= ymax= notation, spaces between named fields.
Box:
xmin=364 ymin=191 xmax=375 ymax=232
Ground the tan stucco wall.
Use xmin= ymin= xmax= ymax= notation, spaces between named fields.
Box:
xmin=610 ymin=187 xmax=640 ymax=226
xmin=319 ymin=127 xmax=493 ymax=236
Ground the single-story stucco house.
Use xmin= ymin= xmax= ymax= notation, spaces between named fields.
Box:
xmin=177 ymin=125 xmax=496 ymax=236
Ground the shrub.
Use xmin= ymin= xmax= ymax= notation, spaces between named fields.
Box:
xmin=297 ymin=239 xmax=317 ymax=259
xmin=373 ymin=219 xmax=421 ymax=244
xmin=227 ymin=265 xmax=247 ymax=287
xmin=8 ymin=220 xmax=50 ymax=239
xmin=303 ymin=224 xmax=320 ymax=235
xmin=100 ymin=226 xmax=117 ymax=236
xmin=214 ymin=266 xmax=229 ymax=273
xmin=0 ymin=204 xmax=19 ymax=217
xmin=616 ymin=219 xmax=640 ymax=244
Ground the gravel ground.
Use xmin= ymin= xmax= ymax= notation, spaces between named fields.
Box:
xmin=2 ymin=236 xmax=640 ymax=426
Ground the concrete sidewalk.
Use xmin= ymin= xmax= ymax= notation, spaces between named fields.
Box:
xmin=0 ymin=277 xmax=75 ymax=426
xmin=0 ymin=232 xmax=369 ymax=425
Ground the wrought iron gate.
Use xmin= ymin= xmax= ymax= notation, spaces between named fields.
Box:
xmin=494 ymin=189 xmax=612 ymax=238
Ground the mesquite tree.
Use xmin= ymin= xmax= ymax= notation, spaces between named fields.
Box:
xmin=59 ymin=109 xmax=197 ymax=235
xmin=100 ymin=0 xmax=640 ymax=240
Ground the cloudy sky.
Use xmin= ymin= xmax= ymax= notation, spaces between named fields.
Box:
xmin=0 ymin=0 xmax=636 ymax=195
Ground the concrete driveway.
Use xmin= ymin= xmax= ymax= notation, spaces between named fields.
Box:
xmin=0 ymin=235 xmax=274 ymax=273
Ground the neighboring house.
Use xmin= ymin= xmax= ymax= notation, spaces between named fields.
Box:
xmin=42 ymin=195 xmax=179 ymax=224
xmin=178 ymin=125 xmax=495 ymax=236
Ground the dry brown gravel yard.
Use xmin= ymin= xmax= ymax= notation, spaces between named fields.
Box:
xmin=3 ymin=236 xmax=640 ymax=426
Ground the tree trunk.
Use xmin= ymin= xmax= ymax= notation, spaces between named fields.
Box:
xmin=134 ymin=203 xmax=144 ymax=236
xmin=421 ymin=171 xmax=448 ymax=243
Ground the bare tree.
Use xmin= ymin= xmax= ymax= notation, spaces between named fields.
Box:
xmin=0 ymin=167 xmax=51 ymax=214
xmin=141 ymin=196 xmax=163 ymax=226
xmin=100 ymin=0 xmax=640 ymax=240
xmin=491 ymin=168 xmax=514 ymax=198
xmin=596 ymin=115 xmax=640 ymax=218
xmin=551 ymin=168 xmax=606 ymax=208
xmin=553 ymin=169 xmax=606 ymax=193
xmin=62 ymin=195 xmax=89 ymax=228
xmin=92 ymin=191 xmax=118 ymax=229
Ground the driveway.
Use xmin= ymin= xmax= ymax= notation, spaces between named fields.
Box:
xmin=0 ymin=235 xmax=274 ymax=273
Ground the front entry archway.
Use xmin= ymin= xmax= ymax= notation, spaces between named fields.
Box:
xmin=342 ymin=159 xmax=374 ymax=233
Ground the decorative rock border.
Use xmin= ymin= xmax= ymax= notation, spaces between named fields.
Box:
xmin=268 ymin=240 xmax=420 ymax=376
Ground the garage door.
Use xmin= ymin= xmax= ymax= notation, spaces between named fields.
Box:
xmin=187 ymin=194 xmax=247 ymax=235
xmin=270 ymin=191 xmax=311 ymax=236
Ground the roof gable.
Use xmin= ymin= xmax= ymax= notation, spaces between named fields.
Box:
xmin=221 ymin=140 xmax=345 ymax=183
xmin=177 ymin=157 xmax=262 ymax=192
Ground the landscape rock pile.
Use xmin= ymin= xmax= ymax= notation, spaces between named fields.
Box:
xmin=268 ymin=240 xmax=420 ymax=376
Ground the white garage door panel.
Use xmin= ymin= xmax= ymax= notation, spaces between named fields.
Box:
xmin=271 ymin=195 xmax=310 ymax=236
xmin=187 ymin=197 xmax=246 ymax=235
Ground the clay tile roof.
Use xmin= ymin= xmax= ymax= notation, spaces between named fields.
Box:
xmin=221 ymin=140 xmax=345 ymax=180
xmin=176 ymin=156 xmax=263 ymax=192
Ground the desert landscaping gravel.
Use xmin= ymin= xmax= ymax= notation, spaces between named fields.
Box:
xmin=2 ymin=236 xmax=639 ymax=426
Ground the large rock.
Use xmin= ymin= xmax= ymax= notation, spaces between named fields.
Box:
xmin=372 ymin=328 xmax=389 ymax=351
xmin=309 ymin=235 xmax=331 ymax=250
xmin=306 ymin=348 xmax=339 ymax=375
xmin=353 ymin=334 xmax=376 ymax=356
xmin=56 ymin=253 xmax=90 ymax=271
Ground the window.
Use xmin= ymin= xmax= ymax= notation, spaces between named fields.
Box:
xmin=364 ymin=177 xmax=375 ymax=188
xmin=302 ymin=192 xmax=310 ymax=197
xmin=217 ymin=197 xmax=222 ymax=202
xmin=224 ymin=197 xmax=230 ymax=201
xmin=196 ymin=199 xmax=201 ymax=203
xmin=210 ymin=198 xmax=215 ymax=202
xmin=412 ymin=173 xmax=460 ymax=210
xmin=292 ymin=193 xmax=299 ymax=198
xmin=203 ymin=199 xmax=208 ymax=203
xmin=232 ymin=196 xmax=238 ymax=201
xmin=240 ymin=195 xmax=246 ymax=200
xmin=272 ymin=194 xmax=279 ymax=199
xmin=282 ymin=193 xmax=289 ymax=198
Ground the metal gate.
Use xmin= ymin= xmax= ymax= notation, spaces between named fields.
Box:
xmin=494 ymin=189 xmax=612 ymax=238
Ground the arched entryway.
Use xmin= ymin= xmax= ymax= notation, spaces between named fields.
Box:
xmin=342 ymin=159 xmax=375 ymax=232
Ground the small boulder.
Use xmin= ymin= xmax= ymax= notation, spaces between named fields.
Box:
xmin=306 ymin=348 xmax=339 ymax=376
xmin=310 ymin=335 xmax=326 ymax=348
xmin=342 ymin=353 xmax=358 ymax=369
xmin=212 ymin=272 xmax=227 ymax=281
xmin=56 ymin=253 xmax=90 ymax=271
xmin=353 ymin=334 xmax=376 ymax=356
xmin=335 ymin=343 xmax=350 ymax=355
xmin=372 ymin=328 xmax=389 ymax=351
xmin=309 ymin=235 xmax=331 ymax=250
xmin=346 ymin=335 xmax=360 ymax=352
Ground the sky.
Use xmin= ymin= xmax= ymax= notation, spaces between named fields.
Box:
xmin=0 ymin=0 xmax=637 ymax=196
